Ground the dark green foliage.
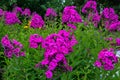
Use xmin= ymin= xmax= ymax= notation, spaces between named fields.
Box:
xmin=0 ymin=0 xmax=120 ymax=16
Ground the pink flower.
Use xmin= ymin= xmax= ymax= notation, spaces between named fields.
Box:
xmin=4 ymin=12 xmax=21 ymax=25
xmin=48 ymin=59 xmax=58 ymax=70
xmin=94 ymin=60 xmax=102 ymax=68
xmin=29 ymin=34 xmax=43 ymax=48
xmin=45 ymin=8 xmax=57 ymax=17
xmin=22 ymin=8 xmax=31 ymax=16
xmin=45 ymin=70 xmax=53 ymax=79
xmin=1 ymin=35 xmax=25 ymax=58
xmin=29 ymin=42 xmax=38 ymax=48
xmin=82 ymin=1 xmax=97 ymax=14
xmin=104 ymin=63 xmax=114 ymax=70
xmin=94 ymin=48 xmax=118 ymax=70
xmin=20 ymin=52 xmax=25 ymax=56
xmin=30 ymin=14 xmax=44 ymax=28
xmin=41 ymin=58 xmax=49 ymax=66
xmin=55 ymin=53 xmax=64 ymax=62
xmin=67 ymin=23 xmax=77 ymax=30
xmin=116 ymin=38 xmax=120 ymax=46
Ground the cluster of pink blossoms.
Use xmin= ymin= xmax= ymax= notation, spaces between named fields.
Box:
xmin=0 ymin=7 xmax=32 ymax=25
xmin=29 ymin=34 xmax=43 ymax=48
xmin=116 ymin=38 xmax=120 ymax=46
xmin=45 ymin=8 xmax=57 ymax=17
xmin=82 ymin=1 xmax=100 ymax=27
xmin=30 ymin=13 xmax=45 ymax=28
xmin=12 ymin=6 xmax=31 ymax=16
xmin=35 ymin=30 xmax=78 ymax=78
xmin=21 ymin=8 xmax=31 ymax=17
xmin=4 ymin=11 xmax=21 ymax=25
xmin=105 ymin=37 xmax=120 ymax=46
xmin=94 ymin=48 xmax=118 ymax=70
xmin=62 ymin=6 xmax=82 ymax=30
xmin=101 ymin=8 xmax=120 ymax=31
xmin=82 ymin=1 xmax=97 ymax=14
xmin=0 ymin=8 xmax=4 ymax=17
xmin=1 ymin=35 xmax=25 ymax=58
xmin=12 ymin=6 xmax=23 ymax=14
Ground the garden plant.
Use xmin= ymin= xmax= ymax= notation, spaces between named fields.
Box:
xmin=0 ymin=0 xmax=120 ymax=80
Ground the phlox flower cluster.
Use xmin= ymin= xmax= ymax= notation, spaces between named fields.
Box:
xmin=82 ymin=1 xmax=97 ymax=14
xmin=29 ymin=34 xmax=43 ymax=48
xmin=108 ymin=21 xmax=120 ymax=31
xmin=94 ymin=48 xmax=118 ymax=70
xmin=116 ymin=38 xmax=120 ymax=46
xmin=91 ymin=13 xmax=101 ymax=27
xmin=0 ymin=8 xmax=4 ymax=17
xmin=45 ymin=8 xmax=57 ymax=17
xmin=1 ymin=35 xmax=25 ymax=58
xmin=101 ymin=8 xmax=120 ymax=31
xmin=62 ymin=6 xmax=82 ymax=30
xmin=22 ymin=8 xmax=31 ymax=17
xmin=82 ymin=1 xmax=100 ymax=27
xmin=30 ymin=13 xmax=45 ymax=28
xmin=4 ymin=11 xmax=21 ymax=25
xmin=35 ymin=30 xmax=78 ymax=78
xmin=105 ymin=37 xmax=120 ymax=46
xmin=12 ymin=6 xmax=22 ymax=14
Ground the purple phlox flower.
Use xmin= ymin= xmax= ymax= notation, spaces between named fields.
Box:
xmin=116 ymin=38 xmax=120 ymax=46
xmin=45 ymin=8 xmax=57 ymax=17
xmin=107 ymin=22 xmax=120 ymax=31
xmin=35 ymin=30 xmax=77 ymax=78
xmin=67 ymin=23 xmax=77 ymax=30
xmin=0 ymin=8 xmax=3 ymax=17
xmin=4 ymin=11 xmax=21 ymax=25
xmin=35 ymin=62 xmax=41 ymax=68
xmin=29 ymin=34 xmax=43 ymax=43
xmin=48 ymin=59 xmax=58 ymax=70
xmin=58 ymin=30 xmax=70 ymax=38
xmin=29 ymin=42 xmax=38 ymax=48
xmin=94 ymin=60 xmax=102 ymax=68
xmin=29 ymin=34 xmax=43 ymax=48
xmin=59 ymin=45 xmax=69 ymax=54
xmin=20 ymin=51 xmax=25 ymax=56
xmin=41 ymin=58 xmax=49 ymax=66
xmin=45 ymin=47 xmax=57 ymax=56
xmin=101 ymin=8 xmax=119 ymax=30
xmin=92 ymin=13 xmax=101 ymax=27
xmin=103 ymin=63 xmax=114 ymax=70
xmin=12 ymin=39 xmax=23 ymax=48
xmin=13 ymin=48 xmax=21 ymax=54
xmin=1 ymin=35 xmax=25 ymax=58
xmin=62 ymin=6 xmax=82 ymax=30
xmin=101 ymin=8 xmax=115 ymax=19
xmin=4 ymin=50 xmax=13 ymax=58
xmin=87 ymin=0 xmax=96 ymax=1
xmin=55 ymin=53 xmax=64 ymax=62
xmin=94 ymin=48 xmax=118 ymax=70
xmin=13 ymin=48 xmax=21 ymax=57
xmin=22 ymin=8 xmax=31 ymax=16
xmin=82 ymin=1 xmax=97 ymax=14
xmin=45 ymin=70 xmax=53 ymax=79
xmin=12 ymin=6 xmax=22 ymax=14
xmin=1 ymin=35 xmax=13 ymax=49
xmin=30 ymin=13 xmax=45 ymax=28
xmin=62 ymin=6 xmax=82 ymax=23
xmin=70 ymin=35 xmax=78 ymax=46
